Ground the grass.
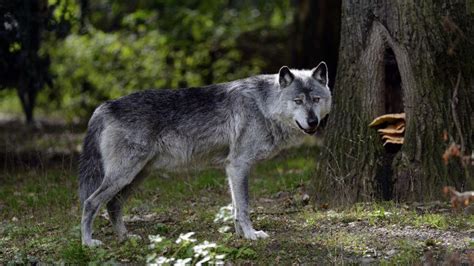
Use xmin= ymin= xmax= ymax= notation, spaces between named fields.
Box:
xmin=304 ymin=201 xmax=472 ymax=230
xmin=0 ymin=144 xmax=318 ymax=263
xmin=0 ymin=132 xmax=472 ymax=263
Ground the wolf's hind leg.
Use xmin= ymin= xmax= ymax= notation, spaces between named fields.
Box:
xmin=81 ymin=153 xmax=150 ymax=247
xmin=106 ymin=171 xmax=148 ymax=241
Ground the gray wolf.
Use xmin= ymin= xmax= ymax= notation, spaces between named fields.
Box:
xmin=79 ymin=62 xmax=332 ymax=246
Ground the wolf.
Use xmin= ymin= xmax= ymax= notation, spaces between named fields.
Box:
xmin=78 ymin=62 xmax=332 ymax=246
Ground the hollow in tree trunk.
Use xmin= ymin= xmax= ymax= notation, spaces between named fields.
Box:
xmin=313 ymin=1 xmax=473 ymax=204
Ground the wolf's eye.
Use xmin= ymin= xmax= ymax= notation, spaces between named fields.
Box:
xmin=294 ymin=99 xmax=303 ymax=105
xmin=313 ymin=97 xmax=321 ymax=103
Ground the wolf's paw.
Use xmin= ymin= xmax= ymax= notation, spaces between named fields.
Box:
xmin=254 ymin=230 xmax=269 ymax=239
xmin=243 ymin=230 xmax=269 ymax=240
xmin=83 ymin=239 xmax=103 ymax=247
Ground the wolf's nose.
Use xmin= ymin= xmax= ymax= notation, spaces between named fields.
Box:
xmin=307 ymin=117 xmax=319 ymax=128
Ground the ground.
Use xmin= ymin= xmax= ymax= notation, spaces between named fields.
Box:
xmin=0 ymin=117 xmax=473 ymax=264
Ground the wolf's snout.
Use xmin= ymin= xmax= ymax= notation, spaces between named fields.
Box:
xmin=307 ymin=117 xmax=319 ymax=128
xmin=295 ymin=117 xmax=318 ymax=135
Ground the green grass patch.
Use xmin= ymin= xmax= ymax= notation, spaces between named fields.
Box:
xmin=380 ymin=239 xmax=423 ymax=265
xmin=0 ymin=142 xmax=470 ymax=264
xmin=412 ymin=213 xmax=449 ymax=229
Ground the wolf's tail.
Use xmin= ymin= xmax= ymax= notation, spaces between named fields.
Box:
xmin=78 ymin=110 xmax=105 ymax=206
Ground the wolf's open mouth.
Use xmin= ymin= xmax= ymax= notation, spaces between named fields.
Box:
xmin=295 ymin=120 xmax=317 ymax=135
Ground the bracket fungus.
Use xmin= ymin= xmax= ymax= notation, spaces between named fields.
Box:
xmin=369 ymin=113 xmax=406 ymax=146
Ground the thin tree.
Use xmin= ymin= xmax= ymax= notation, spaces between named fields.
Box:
xmin=0 ymin=0 xmax=52 ymax=124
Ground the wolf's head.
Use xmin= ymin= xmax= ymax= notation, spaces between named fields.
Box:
xmin=273 ymin=62 xmax=332 ymax=135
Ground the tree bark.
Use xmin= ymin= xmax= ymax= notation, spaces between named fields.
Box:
xmin=313 ymin=0 xmax=473 ymax=204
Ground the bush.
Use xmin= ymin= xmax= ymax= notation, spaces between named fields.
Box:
xmin=35 ymin=1 xmax=292 ymax=121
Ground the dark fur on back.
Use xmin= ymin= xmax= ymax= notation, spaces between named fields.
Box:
xmin=77 ymin=77 xmax=275 ymax=206
xmin=107 ymin=87 xmax=231 ymax=134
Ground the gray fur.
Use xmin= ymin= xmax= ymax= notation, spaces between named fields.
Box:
xmin=78 ymin=62 xmax=332 ymax=246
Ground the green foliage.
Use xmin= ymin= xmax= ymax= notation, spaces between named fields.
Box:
xmin=35 ymin=0 xmax=292 ymax=121
xmin=219 ymin=245 xmax=258 ymax=260
xmin=61 ymin=241 xmax=110 ymax=264
xmin=303 ymin=201 xmax=472 ymax=231
xmin=146 ymin=232 xmax=257 ymax=264
xmin=1 ymin=143 xmax=471 ymax=263
xmin=412 ymin=213 xmax=449 ymax=229
xmin=380 ymin=240 xmax=423 ymax=265
xmin=60 ymin=242 xmax=93 ymax=264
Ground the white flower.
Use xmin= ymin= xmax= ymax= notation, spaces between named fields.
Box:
xmin=214 ymin=204 xmax=233 ymax=223
xmin=196 ymin=256 xmax=211 ymax=266
xmin=194 ymin=241 xmax=217 ymax=251
xmin=156 ymin=256 xmax=167 ymax=263
xmin=212 ymin=254 xmax=226 ymax=265
xmin=175 ymin=232 xmax=197 ymax=244
xmin=215 ymin=254 xmax=226 ymax=260
xmin=193 ymin=246 xmax=209 ymax=258
xmin=218 ymin=225 xmax=231 ymax=234
xmin=205 ymin=241 xmax=217 ymax=249
xmin=214 ymin=260 xmax=225 ymax=266
xmin=146 ymin=252 xmax=157 ymax=263
xmin=174 ymin=258 xmax=192 ymax=266
xmin=193 ymin=241 xmax=217 ymax=257
xmin=148 ymin=256 xmax=176 ymax=265
xmin=149 ymin=234 xmax=164 ymax=243
xmin=156 ymin=256 xmax=168 ymax=264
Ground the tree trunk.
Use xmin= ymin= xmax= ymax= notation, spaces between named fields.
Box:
xmin=1 ymin=0 xmax=51 ymax=125
xmin=292 ymin=0 xmax=341 ymax=88
xmin=17 ymin=78 xmax=36 ymax=125
xmin=313 ymin=1 xmax=473 ymax=204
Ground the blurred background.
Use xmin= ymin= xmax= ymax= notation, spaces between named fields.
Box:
xmin=0 ymin=0 xmax=341 ymax=124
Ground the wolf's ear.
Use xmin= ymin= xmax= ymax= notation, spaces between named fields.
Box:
xmin=279 ymin=66 xmax=294 ymax=88
xmin=312 ymin=61 xmax=328 ymax=86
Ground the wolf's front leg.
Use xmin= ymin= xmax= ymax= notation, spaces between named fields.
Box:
xmin=226 ymin=161 xmax=269 ymax=240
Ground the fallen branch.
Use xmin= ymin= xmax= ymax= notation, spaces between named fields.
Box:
xmin=443 ymin=186 xmax=474 ymax=208
xmin=450 ymin=72 xmax=465 ymax=154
